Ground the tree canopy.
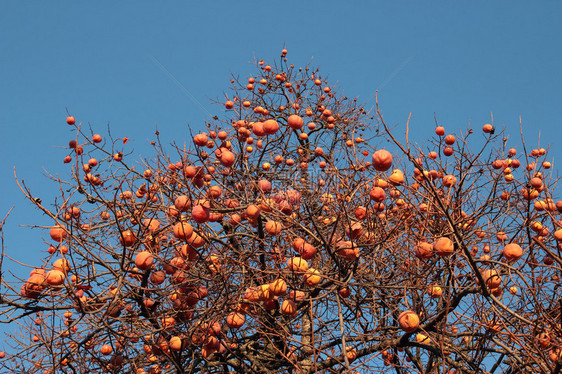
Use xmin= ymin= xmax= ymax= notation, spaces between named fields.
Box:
xmin=1 ymin=49 xmax=561 ymax=374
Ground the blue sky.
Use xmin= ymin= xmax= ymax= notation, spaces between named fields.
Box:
xmin=1 ymin=0 xmax=561 ymax=346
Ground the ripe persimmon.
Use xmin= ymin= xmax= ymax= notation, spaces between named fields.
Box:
xmin=502 ymin=243 xmax=523 ymax=262
xmin=287 ymin=115 xmax=304 ymax=130
xmin=281 ymin=299 xmax=297 ymax=316
xmin=135 ymin=251 xmax=154 ymax=271
xmin=398 ymin=310 xmax=419 ymax=332
xmin=100 ymin=344 xmax=112 ymax=355
xmin=372 ymin=150 xmax=393 ymax=172
xmin=46 ymin=270 xmax=65 ymax=286
xmin=433 ymin=237 xmax=454 ymax=257
xmin=226 ymin=312 xmax=245 ymax=329
xmin=50 ymin=225 xmax=67 ymax=242
xmin=220 ymin=150 xmax=236 ymax=167
xmin=263 ymin=119 xmax=280 ymax=135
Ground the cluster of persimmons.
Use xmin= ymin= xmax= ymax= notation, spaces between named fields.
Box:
xmin=1 ymin=48 xmax=561 ymax=374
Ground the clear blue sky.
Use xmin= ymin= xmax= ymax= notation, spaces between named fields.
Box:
xmin=1 ymin=0 xmax=561 ymax=344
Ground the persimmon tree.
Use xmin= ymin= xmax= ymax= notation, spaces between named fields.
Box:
xmin=1 ymin=48 xmax=562 ymax=374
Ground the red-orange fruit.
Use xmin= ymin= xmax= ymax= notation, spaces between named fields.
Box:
xmin=372 ymin=150 xmax=393 ymax=172
xmin=257 ymin=179 xmax=272 ymax=193
xmin=388 ymin=169 xmax=405 ymax=184
xmin=337 ymin=240 xmax=359 ymax=261
xmin=287 ymin=256 xmax=309 ymax=272
xmin=147 ymin=271 xmax=165 ymax=286
xmin=46 ymin=270 xmax=65 ymax=286
xmin=251 ymin=121 xmax=265 ymax=137
xmin=265 ymin=220 xmax=282 ymax=235
xmin=339 ymin=287 xmax=350 ymax=298
xmin=53 ymin=258 xmax=71 ymax=272
xmin=287 ymin=114 xmax=304 ymax=130
xmin=263 ymin=119 xmax=280 ymax=135
xmin=442 ymin=174 xmax=457 ymax=187
xmin=246 ymin=204 xmax=261 ymax=220
xmin=427 ymin=285 xmax=443 ymax=299
xmin=169 ymin=336 xmax=183 ymax=351
xmin=119 ymin=229 xmax=136 ymax=247
xmin=398 ymin=310 xmax=420 ymax=332
xmin=193 ymin=133 xmax=208 ymax=147
xmin=173 ymin=222 xmax=194 ymax=240
xmin=303 ymin=268 xmax=321 ymax=287
xmin=135 ymin=251 xmax=154 ymax=271
xmin=502 ymin=243 xmax=523 ymax=262
xmin=244 ymin=287 xmax=260 ymax=302
xmin=414 ymin=241 xmax=434 ymax=259
xmin=100 ymin=344 xmax=112 ymax=355
xmin=482 ymin=124 xmax=494 ymax=133
xmin=27 ymin=273 xmax=47 ymax=291
xmin=481 ymin=269 xmax=501 ymax=289
xmin=207 ymin=185 xmax=222 ymax=199
xmin=299 ymin=243 xmax=317 ymax=260
xmin=346 ymin=347 xmax=357 ymax=362
xmin=142 ymin=218 xmax=161 ymax=232
xmin=174 ymin=195 xmax=191 ymax=212
xmin=269 ymin=278 xmax=287 ymax=296
xmin=281 ymin=299 xmax=297 ymax=316
xmin=186 ymin=231 xmax=205 ymax=249
xmin=191 ymin=205 xmax=210 ymax=223
xmin=355 ymin=206 xmax=367 ymax=220
xmin=226 ymin=312 xmax=245 ymax=329
xmin=433 ymin=237 xmax=454 ymax=257
xmin=369 ymin=187 xmax=385 ymax=202
xmin=220 ymin=150 xmax=236 ymax=167
xmin=50 ymin=225 xmax=67 ymax=242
